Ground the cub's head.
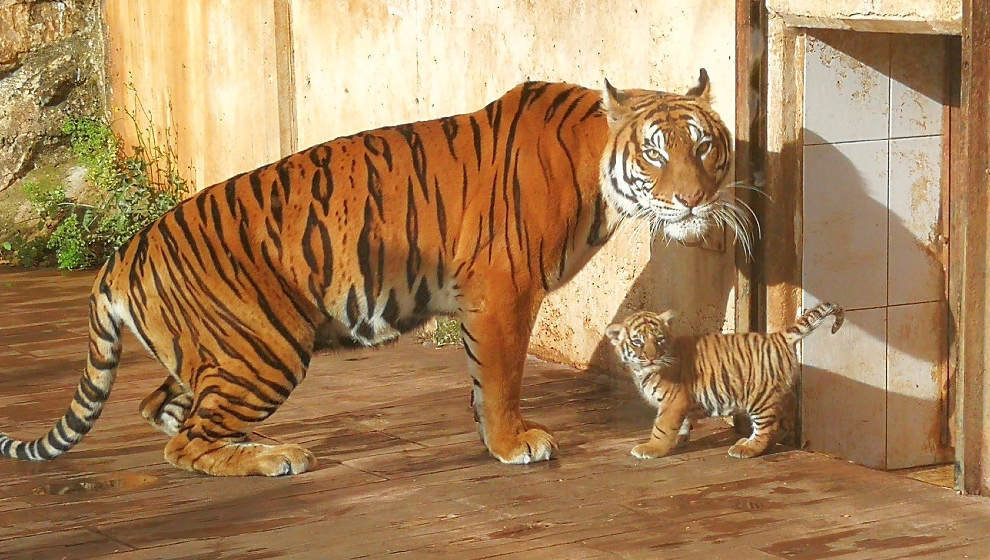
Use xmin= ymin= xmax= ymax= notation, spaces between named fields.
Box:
xmin=601 ymin=70 xmax=752 ymax=253
xmin=605 ymin=310 xmax=677 ymax=368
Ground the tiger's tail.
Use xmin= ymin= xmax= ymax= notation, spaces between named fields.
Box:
xmin=0 ymin=272 xmax=122 ymax=461
xmin=781 ymin=302 xmax=844 ymax=345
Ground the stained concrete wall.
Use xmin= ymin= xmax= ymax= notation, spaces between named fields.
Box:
xmin=767 ymin=0 xmax=962 ymax=33
xmin=105 ymin=0 xmax=738 ymax=370
xmin=0 ymin=0 xmax=106 ymax=192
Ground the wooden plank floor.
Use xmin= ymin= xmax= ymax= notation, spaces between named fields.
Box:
xmin=1 ymin=268 xmax=989 ymax=559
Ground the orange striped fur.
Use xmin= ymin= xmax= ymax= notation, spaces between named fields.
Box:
xmin=606 ymin=303 xmax=843 ymax=459
xmin=1 ymin=71 xmax=742 ymax=476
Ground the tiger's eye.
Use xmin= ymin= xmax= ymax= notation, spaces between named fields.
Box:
xmin=696 ymin=140 xmax=712 ymax=158
xmin=643 ymin=149 xmax=664 ymax=164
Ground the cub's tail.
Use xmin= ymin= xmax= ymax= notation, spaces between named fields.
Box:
xmin=782 ymin=302 xmax=844 ymax=345
xmin=0 ymin=272 xmax=121 ymax=461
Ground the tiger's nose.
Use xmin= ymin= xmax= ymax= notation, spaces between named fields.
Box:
xmin=675 ymin=192 xmax=704 ymax=208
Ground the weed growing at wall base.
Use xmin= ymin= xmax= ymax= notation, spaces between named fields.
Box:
xmin=1 ymin=102 xmax=190 ymax=269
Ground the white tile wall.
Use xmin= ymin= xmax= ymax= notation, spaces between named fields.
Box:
xmin=805 ymin=31 xmax=890 ymax=144
xmin=888 ymin=136 xmax=944 ymax=305
xmin=886 ymin=302 xmax=947 ymax=469
xmin=890 ymin=34 xmax=947 ymax=138
xmin=801 ymin=308 xmax=888 ymax=469
xmin=802 ymin=141 xmax=888 ymax=310
xmin=801 ymin=31 xmax=950 ymax=470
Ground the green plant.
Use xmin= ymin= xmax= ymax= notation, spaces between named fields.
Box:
xmin=5 ymin=95 xmax=190 ymax=269
xmin=432 ymin=317 xmax=462 ymax=347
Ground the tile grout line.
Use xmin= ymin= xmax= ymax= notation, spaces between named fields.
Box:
xmin=883 ymin=39 xmax=894 ymax=469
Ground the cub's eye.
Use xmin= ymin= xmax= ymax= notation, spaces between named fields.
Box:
xmin=642 ymin=148 xmax=665 ymax=166
xmin=695 ymin=139 xmax=713 ymax=159
xmin=630 ymin=338 xmax=644 ymax=347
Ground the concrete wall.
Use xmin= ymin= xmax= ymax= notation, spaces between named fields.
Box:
xmin=104 ymin=0 xmax=738 ymax=370
xmin=0 ymin=0 xmax=106 ymax=192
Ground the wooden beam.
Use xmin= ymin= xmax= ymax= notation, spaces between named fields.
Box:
xmin=955 ymin=0 xmax=990 ymax=496
xmin=733 ymin=0 xmax=766 ymax=334
xmin=762 ymin=14 xmax=804 ymax=333
xmin=274 ymin=0 xmax=298 ymax=158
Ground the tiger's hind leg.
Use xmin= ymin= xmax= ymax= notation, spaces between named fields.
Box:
xmin=139 ymin=376 xmax=193 ymax=436
xmin=163 ymin=363 xmax=316 ymax=477
xmin=728 ymin=403 xmax=784 ymax=459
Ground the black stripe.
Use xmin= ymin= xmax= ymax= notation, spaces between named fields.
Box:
xmin=55 ymin=418 xmax=73 ymax=445
xmin=405 ymin=180 xmax=422 ymax=290
xmin=544 ymin=89 xmax=572 ymax=122
xmin=464 ymin=343 xmax=483 ymax=366
xmin=537 ymin=239 xmax=550 ymax=291
xmin=487 ymin=100 xmax=502 ymax=165
xmin=440 ymin=117 xmax=459 ymax=157
xmin=345 ymin=285 xmax=360 ymax=327
xmin=357 ymin=199 xmax=378 ymax=315
xmin=436 ymin=249 xmax=445 ymax=289
xmin=382 ymin=289 xmax=400 ymax=328
xmin=65 ymin=408 xmax=92 ymax=435
xmin=396 ymin=126 xmax=430 ymax=201
xmin=434 ymin=178 xmax=448 ymax=247
xmin=468 ymin=116 xmax=483 ymax=169
xmin=413 ymin=278 xmax=431 ymax=316
xmin=587 ymin=194 xmax=609 ymax=246
xmin=557 ymin=219 xmax=570 ymax=280
xmin=364 ymin=155 xmax=385 ymax=218
xmin=80 ymin=374 xmax=110 ymax=401
xmin=43 ymin=431 xmax=67 ymax=455
xmin=460 ymin=324 xmax=478 ymax=342
xmin=276 ymin=160 xmax=292 ymax=202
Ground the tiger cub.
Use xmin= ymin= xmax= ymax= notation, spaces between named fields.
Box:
xmin=605 ymin=303 xmax=844 ymax=460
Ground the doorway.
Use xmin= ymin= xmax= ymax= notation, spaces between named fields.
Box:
xmin=797 ymin=30 xmax=955 ymax=469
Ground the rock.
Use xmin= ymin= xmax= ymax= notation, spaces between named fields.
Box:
xmin=0 ymin=0 xmax=105 ymax=192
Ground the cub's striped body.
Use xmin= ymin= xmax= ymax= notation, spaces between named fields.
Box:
xmin=606 ymin=303 xmax=843 ymax=460
xmin=1 ymin=72 xmax=741 ymax=476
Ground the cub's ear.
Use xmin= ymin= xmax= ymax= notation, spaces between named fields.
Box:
xmin=604 ymin=323 xmax=626 ymax=345
xmin=684 ymin=68 xmax=711 ymax=103
xmin=657 ymin=309 xmax=678 ymax=324
xmin=603 ymin=78 xmax=631 ymax=125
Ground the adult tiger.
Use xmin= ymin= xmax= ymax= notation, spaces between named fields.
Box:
xmin=0 ymin=70 xmax=744 ymax=476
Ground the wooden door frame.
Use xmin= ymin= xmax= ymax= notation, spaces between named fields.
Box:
xmin=953 ymin=0 xmax=990 ymax=496
xmin=737 ymin=0 xmax=989 ymax=494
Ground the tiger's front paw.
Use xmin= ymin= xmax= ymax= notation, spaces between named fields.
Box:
xmin=489 ymin=427 xmax=558 ymax=464
xmin=630 ymin=442 xmax=672 ymax=460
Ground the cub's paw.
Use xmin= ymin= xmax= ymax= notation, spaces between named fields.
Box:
xmin=675 ymin=432 xmax=691 ymax=449
xmin=631 ymin=442 xmax=670 ymax=460
xmin=727 ymin=437 xmax=765 ymax=459
xmin=490 ymin=427 xmax=558 ymax=464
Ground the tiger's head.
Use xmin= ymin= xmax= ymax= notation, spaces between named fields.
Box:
xmin=605 ymin=309 xmax=677 ymax=368
xmin=600 ymin=70 xmax=752 ymax=254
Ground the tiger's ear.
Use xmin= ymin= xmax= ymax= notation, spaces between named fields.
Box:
xmin=604 ymin=323 xmax=626 ymax=345
xmin=684 ymin=68 xmax=711 ymax=103
xmin=658 ymin=309 xmax=678 ymax=324
xmin=603 ymin=78 xmax=631 ymax=125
